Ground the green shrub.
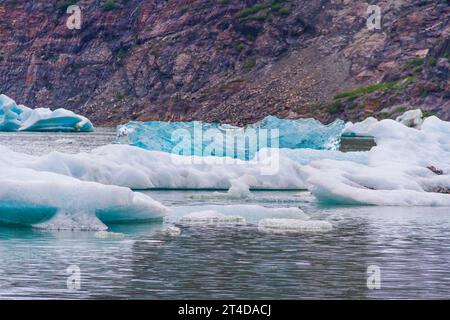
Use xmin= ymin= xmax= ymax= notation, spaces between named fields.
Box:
xmin=57 ymin=0 xmax=78 ymax=12
xmin=102 ymin=0 xmax=119 ymax=11
xmin=242 ymin=59 xmax=256 ymax=72
xmin=326 ymin=101 xmax=342 ymax=114
xmin=233 ymin=41 xmax=245 ymax=51
xmin=333 ymin=82 xmax=397 ymax=100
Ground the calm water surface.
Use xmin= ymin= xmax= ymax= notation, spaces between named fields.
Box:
xmin=0 ymin=131 xmax=449 ymax=299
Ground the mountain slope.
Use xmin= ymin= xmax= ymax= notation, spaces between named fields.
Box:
xmin=0 ymin=0 xmax=449 ymax=125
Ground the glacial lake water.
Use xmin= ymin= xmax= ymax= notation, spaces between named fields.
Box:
xmin=1 ymin=130 xmax=450 ymax=299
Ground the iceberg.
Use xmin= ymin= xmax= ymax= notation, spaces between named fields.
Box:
xmin=116 ymin=116 xmax=345 ymax=160
xmin=0 ymin=94 xmax=22 ymax=131
xmin=169 ymin=204 xmax=308 ymax=224
xmin=0 ymin=94 xmax=94 ymax=132
xmin=301 ymin=116 xmax=450 ymax=206
xmin=343 ymin=109 xmax=424 ymax=137
xmin=0 ymin=143 xmax=368 ymax=190
xmin=395 ymin=109 xmax=423 ymax=128
xmin=0 ymin=166 xmax=168 ymax=229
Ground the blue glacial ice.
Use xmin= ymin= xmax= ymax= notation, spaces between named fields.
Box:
xmin=116 ymin=116 xmax=345 ymax=159
xmin=0 ymin=165 xmax=168 ymax=230
xmin=0 ymin=94 xmax=94 ymax=132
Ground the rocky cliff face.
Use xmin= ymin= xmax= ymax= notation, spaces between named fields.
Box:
xmin=0 ymin=0 xmax=449 ymax=125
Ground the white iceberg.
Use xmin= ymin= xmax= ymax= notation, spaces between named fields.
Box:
xmin=395 ymin=109 xmax=423 ymax=128
xmin=169 ymin=205 xmax=308 ymax=224
xmin=342 ymin=117 xmax=379 ymax=137
xmin=301 ymin=116 xmax=450 ymax=206
xmin=0 ymin=143 xmax=367 ymax=191
xmin=0 ymin=166 xmax=168 ymax=230
xmin=343 ymin=109 xmax=424 ymax=137
xmin=258 ymin=218 xmax=333 ymax=234
xmin=0 ymin=94 xmax=94 ymax=132
xmin=160 ymin=225 xmax=182 ymax=236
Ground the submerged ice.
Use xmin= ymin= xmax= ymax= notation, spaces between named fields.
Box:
xmin=0 ymin=94 xmax=94 ymax=132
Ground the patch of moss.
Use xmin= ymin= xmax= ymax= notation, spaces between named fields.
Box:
xmin=422 ymin=110 xmax=437 ymax=117
xmin=233 ymin=41 xmax=245 ymax=51
xmin=333 ymin=82 xmax=397 ymax=100
xmin=236 ymin=0 xmax=289 ymax=19
xmin=102 ymin=0 xmax=119 ymax=11
xmin=326 ymin=100 xmax=343 ymax=114
xmin=242 ymin=58 xmax=256 ymax=72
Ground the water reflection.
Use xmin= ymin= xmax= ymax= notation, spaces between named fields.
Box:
xmin=1 ymin=191 xmax=450 ymax=299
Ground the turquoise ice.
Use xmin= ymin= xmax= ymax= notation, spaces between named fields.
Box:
xmin=0 ymin=94 xmax=94 ymax=132
xmin=116 ymin=116 xmax=345 ymax=160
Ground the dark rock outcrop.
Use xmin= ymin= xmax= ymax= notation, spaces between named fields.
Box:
xmin=0 ymin=0 xmax=449 ymax=125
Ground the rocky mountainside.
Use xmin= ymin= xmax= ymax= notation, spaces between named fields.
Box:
xmin=0 ymin=0 xmax=449 ymax=125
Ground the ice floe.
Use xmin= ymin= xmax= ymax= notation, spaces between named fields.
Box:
xmin=161 ymin=225 xmax=182 ymax=236
xmin=0 ymin=94 xmax=94 ymax=132
xmin=302 ymin=116 xmax=450 ymax=206
xmin=0 ymin=144 xmax=366 ymax=190
xmin=170 ymin=205 xmax=308 ymax=224
xmin=94 ymin=231 xmax=127 ymax=239
xmin=343 ymin=108 xmax=423 ymax=137
xmin=258 ymin=218 xmax=333 ymax=234
xmin=178 ymin=210 xmax=246 ymax=226
xmin=0 ymin=167 xmax=168 ymax=229
xmin=116 ymin=116 xmax=345 ymax=159
xmin=395 ymin=109 xmax=423 ymax=128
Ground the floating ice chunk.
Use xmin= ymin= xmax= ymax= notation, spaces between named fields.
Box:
xmin=34 ymin=210 xmax=108 ymax=231
xmin=0 ymin=94 xmax=22 ymax=115
xmin=395 ymin=109 xmax=423 ymax=128
xmin=170 ymin=205 xmax=308 ymax=224
xmin=302 ymin=116 xmax=450 ymax=206
xmin=0 ymin=94 xmax=22 ymax=131
xmin=116 ymin=116 xmax=345 ymax=159
xmin=255 ymin=116 xmax=344 ymax=150
xmin=258 ymin=218 xmax=333 ymax=234
xmin=19 ymin=107 xmax=94 ymax=132
xmin=94 ymin=231 xmax=126 ymax=239
xmin=0 ymin=103 xmax=21 ymax=131
xmin=0 ymin=143 xmax=369 ymax=190
xmin=342 ymin=117 xmax=379 ymax=137
xmin=343 ymin=109 xmax=424 ymax=137
xmin=179 ymin=210 xmax=246 ymax=226
xmin=0 ymin=94 xmax=94 ymax=132
xmin=0 ymin=167 xmax=168 ymax=228
xmin=161 ymin=225 xmax=182 ymax=236
xmin=277 ymin=148 xmax=368 ymax=165
xmin=227 ymin=175 xmax=258 ymax=198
